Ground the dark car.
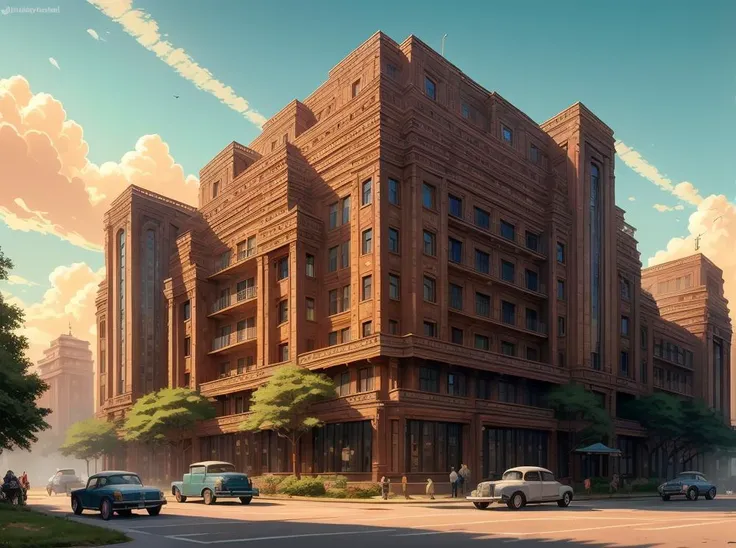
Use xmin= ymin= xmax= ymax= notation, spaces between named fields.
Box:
xmin=658 ymin=471 xmax=717 ymax=501
xmin=70 ymin=471 xmax=167 ymax=521
xmin=46 ymin=469 xmax=84 ymax=496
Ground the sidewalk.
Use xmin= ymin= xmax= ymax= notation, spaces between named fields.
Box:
xmin=255 ymin=492 xmax=660 ymax=504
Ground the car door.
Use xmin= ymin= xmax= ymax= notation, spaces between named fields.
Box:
xmin=524 ymin=471 xmax=543 ymax=501
xmin=541 ymin=471 xmax=560 ymax=500
xmin=187 ymin=466 xmax=205 ymax=496
xmin=83 ymin=478 xmax=100 ymax=508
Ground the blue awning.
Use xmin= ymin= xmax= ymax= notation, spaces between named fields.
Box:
xmin=574 ymin=443 xmax=622 ymax=456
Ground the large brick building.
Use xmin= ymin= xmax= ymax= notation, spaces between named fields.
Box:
xmin=95 ymin=32 xmax=731 ymax=484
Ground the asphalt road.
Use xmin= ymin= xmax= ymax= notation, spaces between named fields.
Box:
xmin=34 ymin=493 xmax=736 ymax=547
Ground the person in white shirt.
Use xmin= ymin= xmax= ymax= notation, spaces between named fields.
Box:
xmin=449 ymin=467 xmax=459 ymax=498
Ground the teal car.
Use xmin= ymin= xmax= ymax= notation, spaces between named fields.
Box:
xmin=171 ymin=461 xmax=259 ymax=505
xmin=70 ymin=471 xmax=167 ymax=521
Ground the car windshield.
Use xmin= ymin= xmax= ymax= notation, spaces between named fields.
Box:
xmin=207 ymin=464 xmax=236 ymax=474
xmin=59 ymin=469 xmax=75 ymax=475
xmin=502 ymin=470 xmax=523 ymax=480
xmin=106 ymin=474 xmax=142 ymax=486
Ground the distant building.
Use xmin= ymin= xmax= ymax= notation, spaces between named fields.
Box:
xmin=35 ymin=332 xmax=95 ymax=437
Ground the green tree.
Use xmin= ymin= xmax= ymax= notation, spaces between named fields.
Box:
xmin=0 ymin=247 xmax=50 ymax=454
xmin=122 ymin=388 xmax=215 ymax=476
xmin=60 ymin=418 xmax=120 ymax=476
xmin=241 ymin=365 xmax=336 ymax=478
xmin=547 ymin=382 xmax=612 ymax=473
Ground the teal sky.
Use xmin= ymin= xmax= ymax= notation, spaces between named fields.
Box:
xmin=0 ymin=0 xmax=734 ymax=306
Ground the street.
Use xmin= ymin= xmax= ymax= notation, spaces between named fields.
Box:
xmin=34 ymin=493 xmax=736 ymax=547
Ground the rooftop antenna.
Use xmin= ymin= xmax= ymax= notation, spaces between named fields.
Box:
xmin=695 ymin=232 xmax=705 ymax=251
xmin=441 ymin=34 xmax=447 ymax=57
xmin=68 ymin=321 xmax=72 ymax=336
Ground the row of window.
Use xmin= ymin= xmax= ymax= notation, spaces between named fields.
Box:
xmin=328 ymin=178 xmax=402 ymax=230
xmin=653 ymin=338 xmax=694 ymax=368
xmin=447 ymin=283 xmax=543 ymax=331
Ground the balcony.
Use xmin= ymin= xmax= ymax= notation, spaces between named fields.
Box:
xmin=449 ymin=305 xmax=548 ymax=337
xmin=654 ymin=377 xmax=693 ymax=397
xmin=653 ymin=347 xmax=693 ymax=370
xmin=448 ymin=261 xmax=547 ymax=298
xmin=196 ymin=412 xmax=253 ymax=436
xmin=209 ymin=286 xmax=258 ymax=317
xmin=209 ymin=247 xmax=257 ymax=280
xmin=447 ymin=215 xmax=547 ymax=260
xmin=209 ymin=327 xmax=257 ymax=355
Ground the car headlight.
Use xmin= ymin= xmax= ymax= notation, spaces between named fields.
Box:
xmin=214 ymin=477 xmax=223 ymax=489
xmin=159 ymin=491 xmax=165 ymax=499
xmin=113 ymin=490 xmax=123 ymax=501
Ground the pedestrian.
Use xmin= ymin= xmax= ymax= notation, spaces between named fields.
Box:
xmin=449 ymin=467 xmax=459 ymax=498
xmin=426 ymin=478 xmax=435 ymax=500
xmin=380 ymin=476 xmax=391 ymax=500
xmin=609 ymin=473 xmax=619 ymax=497
xmin=401 ymin=475 xmax=409 ymax=499
xmin=584 ymin=477 xmax=592 ymax=496
xmin=457 ymin=464 xmax=465 ymax=495
xmin=460 ymin=464 xmax=471 ymax=494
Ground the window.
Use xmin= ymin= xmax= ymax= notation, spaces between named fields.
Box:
xmin=423 ymin=276 xmax=436 ymax=303
xmin=461 ymin=103 xmax=470 ymax=119
xmin=447 ymin=372 xmax=467 ymax=397
xmin=501 ymin=260 xmax=515 ymax=283
xmin=423 ymin=230 xmax=436 ymax=256
xmin=328 ymin=246 xmax=338 ymax=272
xmin=525 ymin=308 xmax=538 ymax=331
xmin=501 ymin=341 xmax=516 ymax=356
xmin=340 ymin=241 xmax=350 ymax=269
xmin=620 ymin=351 xmax=630 ymax=376
xmin=328 ymin=331 xmax=338 ymax=346
xmin=558 ymin=316 xmax=566 ymax=336
xmin=271 ymin=140 xmax=277 ymax=151
xmin=449 ymin=238 xmax=463 ymax=263
xmin=525 ymin=269 xmax=539 ymax=292
xmin=557 ymin=279 xmax=565 ymax=300
xmin=525 ymin=231 xmax=539 ymax=252
xmin=475 ymin=292 xmax=491 ymax=317
xmin=388 ymin=227 xmax=400 ymax=253
xmin=423 ymin=321 xmax=438 ymax=338
xmin=640 ymin=327 xmax=648 ymax=350
xmin=219 ymin=362 xmax=230 ymax=378
xmin=502 ymin=125 xmax=513 ymax=144
xmin=621 ymin=316 xmax=630 ymax=336
xmin=341 ymin=327 xmax=351 ymax=343
xmin=389 ymin=274 xmax=400 ymax=300
xmin=306 ymin=254 xmax=315 ymax=277
xmin=556 ymin=242 xmax=566 ymax=264
xmin=359 ymin=367 xmax=374 ymax=392
xmin=620 ymin=277 xmax=631 ymax=301
xmin=387 ymin=63 xmax=398 ymax=79
xmin=474 ymin=207 xmax=490 ymax=230
xmin=361 ymin=228 xmax=373 ymax=254
xmin=306 ymin=298 xmax=316 ymax=321
xmin=388 ymin=319 xmax=399 ymax=334
xmin=526 ymin=347 xmax=538 ymax=361
xmin=341 ymin=196 xmax=351 ymax=225
xmin=475 ymin=249 xmax=490 ymax=274
xmin=641 ymin=359 xmax=648 ymax=384
xmin=329 ymin=202 xmax=339 ymax=229
xmin=277 ymin=256 xmax=289 ymax=280
xmin=278 ymin=300 xmax=289 ymax=324
xmin=361 ymin=179 xmax=372 ymax=206
xmin=449 ymin=284 xmax=463 ymax=310
xmin=313 ymin=420 xmax=373 ymax=473
xmin=451 ymin=327 xmax=464 ymax=345
xmin=362 ymin=321 xmax=373 ymax=337
xmin=352 ymin=79 xmax=361 ymax=97
xmin=500 ymin=220 xmax=515 ymax=240
xmin=422 ymin=183 xmax=436 ymax=209
xmin=237 ymin=358 xmax=245 ymax=375
xmin=184 ymin=337 xmax=191 ymax=357
xmin=419 ymin=366 xmax=439 ymax=392
xmin=362 ymin=275 xmax=372 ymax=300
xmin=328 ymin=286 xmax=351 ymax=315
xmin=474 ymin=334 xmax=489 ymax=350
xmin=405 ymin=420 xmax=463 ymax=473
xmin=183 ymin=300 xmax=191 ymax=321
xmin=502 ymin=301 xmax=516 ymax=325
xmin=530 ymin=144 xmax=540 ymax=163
xmin=388 ymin=178 xmax=400 ymax=205
xmin=212 ymin=181 xmax=219 ymax=198
xmin=424 ymin=76 xmax=436 ymax=100
xmin=449 ymin=194 xmax=463 ymax=218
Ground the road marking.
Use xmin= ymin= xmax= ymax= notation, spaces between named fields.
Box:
xmin=131 ymin=520 xmax=255 ymax=530
xmin=638 ymin=519 xmax=735 ymax=531
xmin=165 ymin=529 xmax=397 ymax=544
xmin=172 ymin=533 xmax=216 ymax=537
xmin=500 ymin=522 xmax=661 ymax=536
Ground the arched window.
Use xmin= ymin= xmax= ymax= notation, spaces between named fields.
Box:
xmin=118 ymin=230 xmax=126 ymax=393
xmin=589 ymin=164 xmax=602 ymax=369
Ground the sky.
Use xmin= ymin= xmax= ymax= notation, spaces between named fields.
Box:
xmin=0 ymin=0 xmax=734 ymax=363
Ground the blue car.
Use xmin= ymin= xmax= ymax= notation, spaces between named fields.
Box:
xmin=658 ymin=471 xmax=717 ymax=501
xmin=171 ymin=461 xmax=259 ymax=505
xmin=70 ymin=471 xmax=167 ymax=521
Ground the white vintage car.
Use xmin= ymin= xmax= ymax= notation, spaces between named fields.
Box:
xmin=467 ymin=466 xmax=574 ymax=510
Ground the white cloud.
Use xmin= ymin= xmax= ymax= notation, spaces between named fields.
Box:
xmin=4 ymin=274 xmax=38 ymax=286
xmin=48 ymin=58 xmax=60 ymax=70
xmin=653 ymin=204 xmax=685 ymax=212
xmin=628 ymin=196 xmax=636 ymax=202
xmin=87 ymin=0 xmax=266 ymax=128
xmin=87 ymin=28 xmax=100 ymax=40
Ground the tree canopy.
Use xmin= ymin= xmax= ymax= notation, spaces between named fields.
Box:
xmin=60 ymin=418 xmax=120 ymax=476
xmin=241 ymin=365 xmax=336 ymax=478
xmin=0 ymin=247 xmax=50 ymax=454
xmin=548 ymin=382 xmax=612 ymax=449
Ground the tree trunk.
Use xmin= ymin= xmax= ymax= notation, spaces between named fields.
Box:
xmin=291 ymin=436 xmax=300 ymax=479
xmin=86 ymin=459 xmax=90 ymax=477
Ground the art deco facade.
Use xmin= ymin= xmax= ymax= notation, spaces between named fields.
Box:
xmin=96 ymin=32 xmax=731 ymax=483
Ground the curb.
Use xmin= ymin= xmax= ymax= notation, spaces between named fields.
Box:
xmin=254 ymin=493 xmax=660 ymax=504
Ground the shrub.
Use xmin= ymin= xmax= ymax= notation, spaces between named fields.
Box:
xmin=280 ymin=477 xmax=326 ymax=497
xmin=276 ymin=475 xmax=300 ymax=494
xmin=325 ymin=488 xmax=348 ymax=498
xmin=317 ymin=475 xmax=348 ymax=490
xmin=346 ymin=484 xmax=381 ymax=499
xmin=252 ymin=475 xmax=283 ymax=495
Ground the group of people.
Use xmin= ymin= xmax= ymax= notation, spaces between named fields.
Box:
xmin=378 ymin=464 xmax=472 ymax=500
xmin=1 ymin=470 xmax=30 ymax=504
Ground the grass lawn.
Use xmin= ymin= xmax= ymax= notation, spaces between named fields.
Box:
xmin=0 ymin=504 xmax=129 ymax=548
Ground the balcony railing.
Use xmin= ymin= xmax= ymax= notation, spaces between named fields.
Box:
xmin=211 ymin=286 xmax=257 ymax=314
xmin=654 ymin=377 xmax=693 ymax=397
xmin=455 ymin=305 xmax=548 ymax=335
xmin=447 ymin=215 xmax=547 ymax=258
xmin=211 ymin=327 xmax=257 ymax=351
xmin=448 ymin=260 xmax=547 ymax=297
xmin=213 ymin=247 xmax=257 ymax=274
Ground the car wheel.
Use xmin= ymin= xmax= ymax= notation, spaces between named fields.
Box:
xmin=174 ymin=488 xmax=187 ymax=503
xmin=239 ymin=496 xmax=252 ymax=505
xmin=687 ymin=487 xmax=698 ymax=501
xmin=202 ymin=489 xmax=216 ymax=505
xmin=705 ymin=487 xmax=716 ymax=500
xmin=473 ymin=502 xmax=490 ymax=510
xmin=100 ymin=499 xmax=113 ymax=521
xmin=147 ymin=505 xmax=162 ymax=516
xmin=507 ymin=492 xmax=525 ymax=510
xmin=661 ymin=494 xmax=670 ymax=501
xmin=71 ymin=496 xmax=83 ymax=515
xmin=557 ymin=492 xmax=572 ymax=507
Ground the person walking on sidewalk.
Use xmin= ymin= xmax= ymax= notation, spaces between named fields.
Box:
xmin=401 ymin=475 xmax=409 ymax=499
xmin=426 ymin=478 xmax=435 ymax=500
xmin=459 ymin=464 xmax=471 ymax=495
xmin=380 ymin=476 xmax=391 ymax=500
xmin=449 ymin=467 xmax=459 ymax=498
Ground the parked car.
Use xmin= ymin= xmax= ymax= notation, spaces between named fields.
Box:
xmin=467 ymin=466 xmax=574 ymax=510
xmin=70 ymin=471 xmax=167 ymax=521
xmin=46 ymin=469 xmax=84 ymax=496
xmin=658 ymin=471 xmax=717 ymax=501
xmin=171 ymin=461 xmax=259 ymax=505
